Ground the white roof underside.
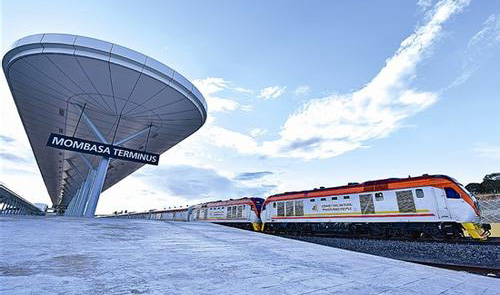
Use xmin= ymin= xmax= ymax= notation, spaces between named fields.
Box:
xmin=2 ymin=33 xmax=207 ymax=207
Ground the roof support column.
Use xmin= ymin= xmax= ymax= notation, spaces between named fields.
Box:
xmin=65 ymin=188 xmax=80 ymax=216
xmin=70 ymin=188 xmax=82 ymax=216
xmin=77 ymin=170 xmax=95 ymax=216
xmin=72 ymin=189 xmax=83 ymax=216
xmin=84 ymin=157 xmax=110 ymax=217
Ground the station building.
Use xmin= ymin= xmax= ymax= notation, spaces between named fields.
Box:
xmin=2 ymin=33 xmax=207 ymax=217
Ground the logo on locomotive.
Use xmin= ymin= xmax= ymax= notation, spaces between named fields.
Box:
xmin=322 ymin=203 xmax=352 ymax=212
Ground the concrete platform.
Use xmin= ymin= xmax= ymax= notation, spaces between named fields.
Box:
xmin=0 ymin=217 xmax=497 ymax=295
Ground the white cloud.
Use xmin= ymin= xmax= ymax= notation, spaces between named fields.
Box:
xmin=417 ymin=0 xmax=434 ymax=11
xmin=204 ymin=125 xmax=260 ymax=155
xmin=192 ymin=77 xmax=251 ymax=113
xmin=258 ymin=85 xmax=286 ymax=99
xmin=239 ymin=104 xmax=253 ymax=112
xmin=293 ymin=86 xmax=310 ymax=96
xmin=199 ymin=0 xmax=470 ymax=160
xmin=250 ymin=128 xmax=268 ymax=137
xmin=448 ymin=14 xmax=500 ymax=89
xmin=234 ymin=86 xmax=252 ymax=94
xmin=97 ymin=164 xmax=278 ymax=214
xmin=205 ymin=96 xmax=240 ymax=113
xmin=475 ymin=144 xmax=500 ymax=160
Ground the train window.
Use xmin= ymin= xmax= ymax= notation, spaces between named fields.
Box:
xmin=445 ymin=187 xmax=460 ymax=199
xmin=294 ymin=200 xmax=304 ymax=216
xmin=375 ymin=192 xmax=384 ymax=201
xmin=416 ymin=189 xmax=424 ymax=198
xmin=273 ymin=202 xmax=276 ymax=208
xmin=332 ymin=197 xmax=338 ymax=200
xmin=277 ymin=202 xmax=285 ymax=216
xmin=343 ymin=196 xmax=350 ymax=199
xmin=310 ymin=199 xmax=315 ymax=202
xmin=285 ymin=201 xmax=294 ymax=216
xmin=321 ymin=198 xmax=326 ymax=201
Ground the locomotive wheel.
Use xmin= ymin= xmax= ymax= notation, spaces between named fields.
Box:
xmin=429 ymin=227 xmax=446 ymax=241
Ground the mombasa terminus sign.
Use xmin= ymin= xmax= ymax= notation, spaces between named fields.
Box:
xmin=46 ymin=133 xmax=159 ymax=165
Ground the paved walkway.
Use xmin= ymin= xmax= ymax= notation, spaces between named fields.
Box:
xmin=0 ymin=217 xmax=497 ymax=294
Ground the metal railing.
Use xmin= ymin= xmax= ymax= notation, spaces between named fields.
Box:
xmin=478 ymin=194 xmax=500 ymax=223
xmin=0 ymin=183 xmax=45 ymax=216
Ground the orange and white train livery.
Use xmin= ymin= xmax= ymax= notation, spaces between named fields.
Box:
xmin=260 ymin=174 xmax=490 ymax=240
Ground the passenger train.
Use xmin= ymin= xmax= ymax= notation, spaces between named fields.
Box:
xmin=109 ymin=175 xmax=490 ymax=240
xmin=188 ymin=198 xmax=264 ymax=231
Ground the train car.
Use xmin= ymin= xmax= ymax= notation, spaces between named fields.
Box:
xmin=260 ymin=175 xmax=490 ymax=240
xmin=190 ymin=198 xmax=264 ymax=231
xmin=108 ymin=207 xmax=191 ymax=221
xmin=150 ymin=208 xmax=190 ymax=221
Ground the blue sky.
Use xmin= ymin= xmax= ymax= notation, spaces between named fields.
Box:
xmin=1 ymin=0 xmax=499 ymax=213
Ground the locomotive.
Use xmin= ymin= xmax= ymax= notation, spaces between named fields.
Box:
xmin=110 ymin=174 xmax=490 ymax=240
xmin=260 ymin=174 xmax=490 ymax=240
xmin=189 ymin=198 xmax=264 ymax=231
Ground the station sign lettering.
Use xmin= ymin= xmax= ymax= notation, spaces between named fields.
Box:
xmin=46 ymin=133 xmax=159 ymax=165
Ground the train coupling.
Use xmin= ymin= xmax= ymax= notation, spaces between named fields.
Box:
xmin=461 ymin=223 xmax=491 ymax=240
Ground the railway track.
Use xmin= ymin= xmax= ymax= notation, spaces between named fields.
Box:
xmin=271 ymin=233 xmax=500 ymax=277
xmin=268 ymin=231 xmax=499 ymax=244
xmin=408 ymin=261 xmax=500 ymax=278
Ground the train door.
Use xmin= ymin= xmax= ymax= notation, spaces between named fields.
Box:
xmin=261 ymin=203 xmax=271 ymax=222
xmin=433 ymin=188 xmax=450 ymax=219
xmin=203 ymin=208 xmax=208 ymax=220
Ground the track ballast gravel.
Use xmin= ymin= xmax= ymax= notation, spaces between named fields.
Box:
xmin=279 ymin=235 xmax=500 ymax=269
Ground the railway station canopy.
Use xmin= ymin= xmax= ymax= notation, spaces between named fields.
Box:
xmin=2 ymin=33 xmax=207 ymax=216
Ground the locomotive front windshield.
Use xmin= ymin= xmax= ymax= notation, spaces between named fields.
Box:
xmin=458 ymin=183 xmax=481 ymax=214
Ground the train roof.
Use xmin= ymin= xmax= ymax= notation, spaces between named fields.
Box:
xmin=150 ymin=208 xmax=189 ymax=214
xmin=202 ymin=197 xmax=264 ymax=207
xmin=268 ymin=174 xmax=459 ymax=199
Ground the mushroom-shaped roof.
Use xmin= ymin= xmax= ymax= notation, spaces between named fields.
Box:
xmin=2 ymin=33 xmax=207 ymax=207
